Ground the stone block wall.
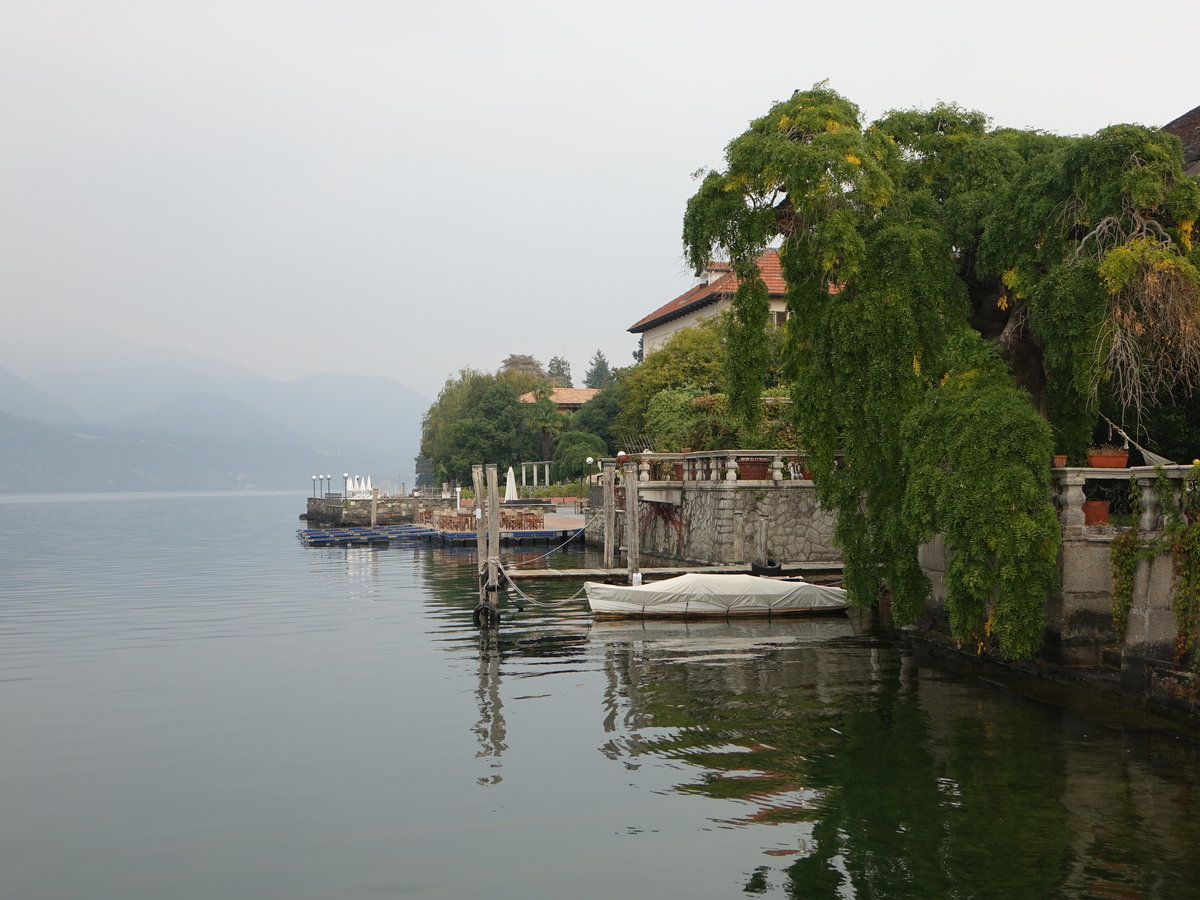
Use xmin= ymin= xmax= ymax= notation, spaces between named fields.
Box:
xmin=305 ymin=496 xmax=458 ymax=526
xmin=918 ymin=467 xmax=1192 ymax=679
xmin=586 ymin=480 xmax=839 ymax=564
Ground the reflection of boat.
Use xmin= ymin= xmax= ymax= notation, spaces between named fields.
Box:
xmin=589 ymin=616 xmax=856 ymax=648
xmin=584 ymin=572 xmax=847 ymax=618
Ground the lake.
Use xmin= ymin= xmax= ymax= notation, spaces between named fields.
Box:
xmin=1 ymin=491 xmax=1198 ymax=899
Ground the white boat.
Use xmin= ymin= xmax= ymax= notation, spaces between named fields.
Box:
xmin=584 ymin=572 xmax=847 ymax=618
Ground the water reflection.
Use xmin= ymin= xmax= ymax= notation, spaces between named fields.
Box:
xmin=589 ymin=616 xmax=1200 ymax=898
xmin=474 ymin=630 xmax=506 ymax=785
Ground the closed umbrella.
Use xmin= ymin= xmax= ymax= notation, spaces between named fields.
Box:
xmin=505 ymin=466 xmax=518 ymax=502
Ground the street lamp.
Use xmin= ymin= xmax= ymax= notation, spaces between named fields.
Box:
xmin=312 ymin=475 xmax=317 ymax=498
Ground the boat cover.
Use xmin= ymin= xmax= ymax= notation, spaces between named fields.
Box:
xmin=584 ymin=572 xmax=846 ymax=617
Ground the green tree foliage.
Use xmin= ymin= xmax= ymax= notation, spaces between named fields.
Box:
xmin=419 ymin=369 xmax=538 ymax=484
xmin=645 ymin=387 xmax=701 ymax=450
xmin=583 ymin=349 xmax=614 ymax=389
xmin=683 ymin=82 xmax=1200 ymax=657
xmin=612 ymin=315 xmax=724 ymax=445
xmin=573 ymin=381 xmax=625 ymax=453
xmin=551 ymin=430 xmax=608 ymax=482
xmin=546 ymin=355 xmax=573 ymax=387
xmin=499 ymin=354 xmax=546 ymax=380
xmin=524 ymin=396 xmax=567 ymax=461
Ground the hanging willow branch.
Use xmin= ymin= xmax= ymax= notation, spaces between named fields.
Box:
xmin=1094 ymin=240 xmax=1200 ymax=421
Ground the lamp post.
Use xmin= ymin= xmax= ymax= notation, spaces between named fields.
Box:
xmin=311 ymin=475 xmax=317 ymax=498
xmin=343 ymin=473 xmax=349 ymax=498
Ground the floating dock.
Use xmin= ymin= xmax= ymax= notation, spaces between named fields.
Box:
xmin=297 ymin=524 xmax=585 ymax=548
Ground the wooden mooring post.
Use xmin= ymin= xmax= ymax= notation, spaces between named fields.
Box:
xmin=602 ymin=460 xmax=616 ymax=569
xmin=624 ymin=461 xmax=640 ymax=585
xmin=470 ymin=464 xmax=500 ymax=628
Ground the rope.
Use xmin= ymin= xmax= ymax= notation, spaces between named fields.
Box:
xmin=499 ymin=564 xmax=589 ymax=607
xmin=1101 ymin=415 xmax=1177 ymax=466
xmin=503 ymin=505 xmax=607 ymax=568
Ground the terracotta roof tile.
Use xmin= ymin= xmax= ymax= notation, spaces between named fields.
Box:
xmin=1163 ymin=104 xmax=1200 ymax=173
xmin=518 ymin=387 xmax=600 ymax=406
xmin=630 ymin=250 xmax=787 ymax=333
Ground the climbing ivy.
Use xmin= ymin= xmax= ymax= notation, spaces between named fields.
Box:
xmin=1109 ymin=465 xmax=1200 ymax=668
xmin=683 ymin=83 xmax=1200 ymax=658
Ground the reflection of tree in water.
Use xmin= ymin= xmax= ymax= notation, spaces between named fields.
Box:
xmin=599 ymin=636 xmax=1089 ymax=898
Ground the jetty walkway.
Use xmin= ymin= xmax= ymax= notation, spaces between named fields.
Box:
xmin=297 ymin=509 xmax=586 ymax=548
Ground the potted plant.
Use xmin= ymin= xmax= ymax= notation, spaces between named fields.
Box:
xmin=1087 ymin=444 xmax=1129 ymax=468
xmin=1052 ymin=454 xmax=1068 ymax=468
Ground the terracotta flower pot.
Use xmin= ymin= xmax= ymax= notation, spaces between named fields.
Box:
xmin=1087 ymin=451 xmax=1128 ymax=468
xmin=1052 ymin=454 xmax=1067 ymax=468
xmin=1083 ymin=499 xmax=1110 ymax=525
xmin=737 ymin=457 xmax=771 ymax=480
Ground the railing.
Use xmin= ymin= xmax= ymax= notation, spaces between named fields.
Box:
xmin=602 ymin=450 xmax=813 ymax=483
xmin=1055 ymin=465 xmax=1196 ymax=530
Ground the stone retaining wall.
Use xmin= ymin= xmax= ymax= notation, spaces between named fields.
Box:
xmin=305 ymin=496 xmax=458 ymax=526
xmin=586 ymin=479 xmax=839 ymax=564
xmin=918 ymin=466 xmax=1195 ymax=707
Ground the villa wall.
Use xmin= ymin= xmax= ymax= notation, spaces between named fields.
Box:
xmin=587 ymin=478 xmax=839 ymax=565
xmin=919 ymin=466 xmax=1194 ymax=701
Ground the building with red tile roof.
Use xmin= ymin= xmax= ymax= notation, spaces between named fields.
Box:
xmin=1163 ymin=104 xmax=1200 ymax=176
xmin=517 ymin=386 xmax=599 ymax=412
xmin=628 ymin=249 xmax=789 ymax=353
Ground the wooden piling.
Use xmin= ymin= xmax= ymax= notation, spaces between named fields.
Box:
xmin=485 ymin=464 xmax=501 ymax=615
xmin=472 ymin=465 xmax=487 ymax=605
xmin=624 ymin=461 xmax=640 ymax=584
xmin=602 ymin=461 xmax=616 ymax=569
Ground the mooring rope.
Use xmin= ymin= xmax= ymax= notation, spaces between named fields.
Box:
xmin=499 ymin=564 xmax=588 ymax=607
xmin=502 ymin=505 xmax=606 ymax=568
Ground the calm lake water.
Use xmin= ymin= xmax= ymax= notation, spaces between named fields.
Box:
xmin=2 ymin=491 xmax=1199 ymax=899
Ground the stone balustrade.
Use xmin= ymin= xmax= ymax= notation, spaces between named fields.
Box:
xmin=599 ymin=450 xmax=812 ymax=484
xmin=1054 ymin=464 xmax=1194 ymax=531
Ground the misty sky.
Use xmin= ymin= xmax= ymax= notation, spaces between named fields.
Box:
xmin=3 ymin=0 xmax=1196 ymax=399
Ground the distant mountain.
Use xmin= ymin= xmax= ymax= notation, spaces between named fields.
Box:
xmin=120 ymin=392 xmax=306 ymax=446
xmin=32 ymin=352 xmax=289 ymax=423
xmin=0 ymin=367 xmax=81 ymax=423
xmin=0 ymin=409 xmax=392 ymax=493
xmin=0 ymin=347 xmax=430 ymax=492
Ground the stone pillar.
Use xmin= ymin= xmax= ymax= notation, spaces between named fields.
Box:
xmin=771 ymin=457 xmax=784 ymax=482
xmin=1060 ymin=471 xmax=1086 ymax=528
xmin=1136 ymin=474 xmax=1161 ymax=532
xmin=725 ymin=457 xmax=738 ymax=481
xmin=732 ymin=512 xmax=745 ymax=563
xmin=638 ymin=459 xmax=650 ymax=482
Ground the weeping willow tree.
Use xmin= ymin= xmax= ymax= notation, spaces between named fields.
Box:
xmin=684 ymin=83 xmax=1200 ymax=657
